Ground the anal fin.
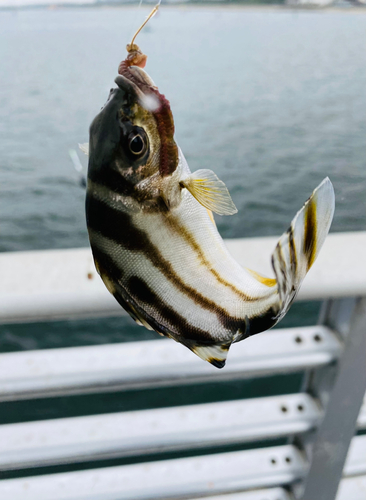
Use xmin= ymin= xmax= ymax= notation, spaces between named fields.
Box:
xmin=190 ymin=342 xmax=231 ymax=369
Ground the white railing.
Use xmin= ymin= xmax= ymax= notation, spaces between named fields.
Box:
xmin=0 ymin=231 xmax=365 ymax=500
xmin=1 ymin=232 xmax=365 ymax=324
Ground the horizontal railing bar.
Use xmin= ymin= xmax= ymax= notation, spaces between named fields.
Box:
xmin=0 ymin=326 xmax=341 ymax=401
xmin=0 ymin=444 xmax=307 ymax=500
xmin=0 ymin=393 xmax=321 ymax=471
xmin=0 ymin=232 xmax=365 ymax=324
xmin=343 ymin=435 xmax=366 ymax=477
xmin=0 ymin=390 xmax=364 ymax=472
xmin=190 ymin=489 xmax=291 ymax=500
xmin=0 ymin=436 xmax=364 ymax=500
xmin=336 ymin=476 xmax=366 ymax=500
xmin=203 ymin=475 xmax=366 ymax=500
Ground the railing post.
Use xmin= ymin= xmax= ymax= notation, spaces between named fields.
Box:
xmin=299 ymin=297 xmax=366 ymax=500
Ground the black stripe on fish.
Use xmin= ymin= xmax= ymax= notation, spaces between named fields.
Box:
xmin=90 ymin=232 xmax=231 ymax=344
xmin=231 ymin=306 xmax=278 ymax=342
xmin=91 ymin=245 xmax=150 ymax=327
xmin=91 ymin=224 xmax=278 ymax=359
xmin=91 ymin=243 xmax=124 ymax=281
xmin=287 ymin=226 xmax=297 ymax=286
xmin=92 ymin=246 xmax=170 ymax=335
xmin=303 ymin=198 xmax=317 ymax=271
xmin=95 ymin=252 xmax=230 ymax=367
xmin=127 ymin=276 xmax=218 ymax=343
xmin=274 ymin=242 xmax=288 ymax=297
xmin=246 ymin=306 xmax=278 ymax=337
xmin=86 ymin=194 xmax=251 ymax=332
xmin=88 ymin=164 xmax=136 ymax=196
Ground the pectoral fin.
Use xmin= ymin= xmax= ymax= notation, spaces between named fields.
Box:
xmin=79 ymin=143 xmax=89 ymax=156
xmin=180 ymin=169 xmax=237 ymax=216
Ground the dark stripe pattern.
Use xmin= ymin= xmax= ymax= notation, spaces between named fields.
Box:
xmin=88 ymin=195 xmax=232 ymax=320
xmin=303 ymin=199 xmax=317 ymax=270
xmin=287 ymin=226 xmax=297 ymax=293
xmin=94 ymin=247 xmax=231 ymax=354
xmin=127 ymin=276 xmax=216 ymax=343
xmin=245 ymin=306 xmax=278 ymax=337
xmin=88 ymin=164 xmax=135 ymax=197
xmin=275 ymin=241 xmax=288 ymax=297
xmin=86 ymin=194 xmax=275 ymax=342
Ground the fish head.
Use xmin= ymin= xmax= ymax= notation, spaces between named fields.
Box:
xmin=88 ymin=70 xmax=178 ymax=195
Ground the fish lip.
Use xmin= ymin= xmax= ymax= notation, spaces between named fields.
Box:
xmin=115 ymin=74 xmax=160 ymax=113
xmin=114 ymin=75 xmax=142 ymax=99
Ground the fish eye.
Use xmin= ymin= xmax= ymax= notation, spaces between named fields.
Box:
xmin=128 ymin=133 xmax=146 ymax=155
xmin=119 ymin=123 xmax=149 ymax=161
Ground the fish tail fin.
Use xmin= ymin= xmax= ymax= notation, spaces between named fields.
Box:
xmin=272 ymin=177 xmax=335 ymax=322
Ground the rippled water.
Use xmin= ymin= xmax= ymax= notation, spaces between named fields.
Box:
xmin=1 ymin=7 xmax=365 ymax=251
xmin=0 ymin=7 xmax=365 ymax=351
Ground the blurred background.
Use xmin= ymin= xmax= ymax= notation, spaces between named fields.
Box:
xmin=0 ymin=0 xmax=365 ymax=481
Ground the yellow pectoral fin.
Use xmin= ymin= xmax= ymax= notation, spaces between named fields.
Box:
xmin=180 ymin=169 xmax=237 ymax=216
xmin=246 ymin=268 xmax=277 ymax=288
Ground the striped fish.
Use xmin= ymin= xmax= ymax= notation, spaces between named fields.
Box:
xmin=85 ymin=43 xmax=335 ymax=369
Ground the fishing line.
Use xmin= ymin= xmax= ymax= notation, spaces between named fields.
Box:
xmin=131 ymin=0 xmax=143 ymax=41
xmin=130 ymin=1 xmax=161 ymax=49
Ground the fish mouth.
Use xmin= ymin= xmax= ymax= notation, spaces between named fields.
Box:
xmin=115 ymin=74 xmax=161 ymax=114
xmin=115 ymin=65 xmax=154 ymax=97
xmin=114 ymin=74 xmax=142 ymax=100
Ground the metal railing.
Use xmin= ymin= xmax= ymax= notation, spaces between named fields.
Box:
xmin=0 ymin=231 xmax=365 ymax=500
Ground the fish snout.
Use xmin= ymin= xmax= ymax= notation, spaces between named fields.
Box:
xmin=114 ymin=75 xmax=144 ymax=102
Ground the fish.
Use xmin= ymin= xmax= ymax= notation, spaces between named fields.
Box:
xmin=84 ymin=7 xmax=335 ymax=368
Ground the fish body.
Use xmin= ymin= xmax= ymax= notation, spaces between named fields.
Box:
xmin=86 ymin=48 xmax=335 ymax=368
